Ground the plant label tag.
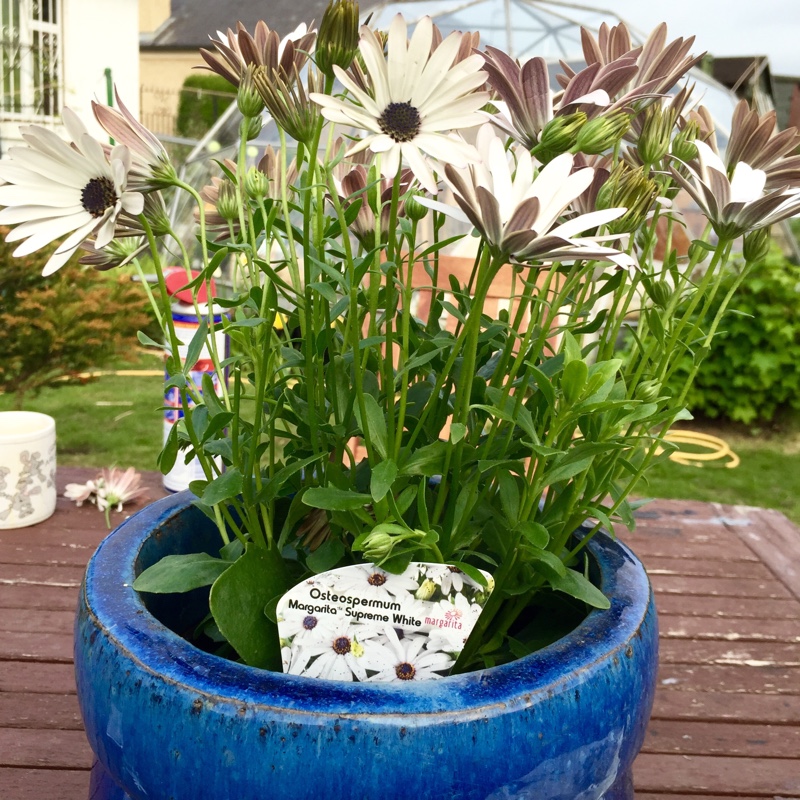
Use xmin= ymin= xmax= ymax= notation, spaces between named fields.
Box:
xmin=275 ymin=563 xmax=493 ymax=682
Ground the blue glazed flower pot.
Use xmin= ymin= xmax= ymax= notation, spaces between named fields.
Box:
xmin=75 ymin=491 xmax=657 ymax=800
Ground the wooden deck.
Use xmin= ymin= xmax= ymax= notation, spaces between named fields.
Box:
xmin=1 ymin=467 xmax=798 ymax=799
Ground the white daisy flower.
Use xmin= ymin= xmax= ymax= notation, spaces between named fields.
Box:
xmin=288 ymin=620 xmax=386 ymax=682
xmin=341 ymin=563 xmax=423 ymax=602
xmin=366 ymin=626 xmax=453 ymax=682
xmin=0 ymin=108 xmax=144 ymax=276
xmin=420 ymin=125 xmax=635 ymax=268
xmin=311 ymin=15 xmax=489 ymax=194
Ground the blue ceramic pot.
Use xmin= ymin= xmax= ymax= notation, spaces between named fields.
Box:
xmin=75 ymin=491 xmax=657 ymax=800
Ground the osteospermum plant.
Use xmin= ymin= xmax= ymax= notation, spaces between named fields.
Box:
xmin=2 ymin=1 xmax=800 ymax=676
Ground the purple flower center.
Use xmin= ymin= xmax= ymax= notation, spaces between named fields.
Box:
xmin=81 ymin=177 xmax=117 ymax=217
xmin=368 ymin=572 xmax=387 ymax=586
xmin=302 ymin=615 xmax=318 ymax=630
xmin=332 ymin=636 xmax=351 ymax=655
xmin=395 ymin=662 xmax=416 ymax=680
xmin=378 ymin=102 xmax=421 ymax=143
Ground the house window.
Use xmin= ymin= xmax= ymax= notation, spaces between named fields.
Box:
xmin=1 ymin=0 xmax=61 ymax=118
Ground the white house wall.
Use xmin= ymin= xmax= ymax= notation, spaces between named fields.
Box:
xmin=0 ymin=0 xmax=139 ymax=152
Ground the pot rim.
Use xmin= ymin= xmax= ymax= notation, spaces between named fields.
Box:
xmin=81 ymin=491 xmax=653 ymax=717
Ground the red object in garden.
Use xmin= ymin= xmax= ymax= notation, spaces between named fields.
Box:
xmin=163 ymin=267 xmax=217 ymax=304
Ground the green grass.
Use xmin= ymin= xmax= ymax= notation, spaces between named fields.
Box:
xmin=4 ymin=362 xmax=800 ymax=527
xmin=0 ymin=354 xmax=164 ymax=471
xmin=640 ymin=421 xmax=800 ymax=526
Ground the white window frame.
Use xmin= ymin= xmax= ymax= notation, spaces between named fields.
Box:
xmin=1 ymin=0 xmax=62 ymax=121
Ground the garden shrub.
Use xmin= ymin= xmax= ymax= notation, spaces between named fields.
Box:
xmin=176 ymin=74 xmax=237 ymax=140
xmin=669 ymin=245 xmax=800 ymax=424
xmin=0 ymin=227 xmax=151 ymax=407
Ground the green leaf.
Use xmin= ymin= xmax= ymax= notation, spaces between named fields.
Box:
xmin=304 ymin=486 xmax=371 ymax=511
xmin=133 ymin=553 xmax=231 ymax=593
xmin=496 ymin=470 xmax=520 ymax=525
xmin=202 ymin=468 xmax=243 ymax=505
xmin=182 ymin=318 xmax=208 ymax=375
xmin=398 ymin=441 xmax=447 ymax=477
xmin=450 ymin=422 xmax=467 ymax=443
xmin=306 ymin=538 xmax=346 ymax=573
xmin=549 ymin=568 xmax=611 ymax=609
xmin=528 ymin=548 xmax=566 ymax=579
xmin=309 ymin=281 xmax=337 ymax=303
xmin=158 ymin=423 xmax=180 ymax=474
xmin=209 ymin=544 xmax=292 ymax=669
xmin=137 ymin=330 xmax=166 ymax=350
xmin=516 ymin=521 xmax=549 ymax=549
xmin=449 ymin=561 xmax=488 ymax=587
xmin=370 ymin=459 xmax=398 ymax=502
xmin=561 ymin=359 xmax=588 ymax=405
xmin=355 ymin=394 xmax=389 ymax=459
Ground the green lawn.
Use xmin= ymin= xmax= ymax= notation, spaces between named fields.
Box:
xmin=0 ymin=356 xmax=164 ymax=471
xmin=640 ymin=421 xmax=800 ymax=525
xmin=4 ymin=365 xmax=799 ymax=526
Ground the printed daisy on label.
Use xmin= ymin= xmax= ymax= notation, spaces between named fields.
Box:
xmin=311 ymin=14 xmax=489 ymax=194
xmin=288 ymin=620 xmax=386 ymax=682
xmin=366 ymin=627 xmax=454 ymax=682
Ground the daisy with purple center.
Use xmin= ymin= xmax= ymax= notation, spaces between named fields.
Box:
xmin=311 ymin=15 xmax=489 ymax=194
xmin=0 ymin=108 xmax=143 ymax=275
xmin=366 ymin=626 xmax=453 ymax=682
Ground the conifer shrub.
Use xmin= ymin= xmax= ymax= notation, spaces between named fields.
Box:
xmin=0 ymin=227 xmax=151 ymax=407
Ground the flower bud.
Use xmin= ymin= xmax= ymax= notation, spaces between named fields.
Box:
xmin=237 ymin=65 xmax=265 ymax=118
xmin=634 ymin=379 xmax=662 ymax=403
xmin=638 ymin=104 xmax=676 ymax=165
xmin=403 ymin=191 xmax=429 ymax=221
xmin=363 ymin=532 xmax=395 ymax=562
xmin=743 ymin=227 xmax=772 ymax=263
xmin=595 ymin=162 xmax=658 ymax=234
xmin=688 ymin=240 xmax=711 ymax=264
xmin=644 ymin=278 xmax=672 ymax=310
xmin=415 ymin=579 xmax=437 ymax=601
xmin=244 ymin=115 xmax=263 ymax=141
xmin=316 ymin=0 xmax=360 ymax=77
xmin=244 ymin=166 xmax=269 ymax=199
xmin=575 ymin=112 xmax=630 ymax=155
xmin=536 ymin=112 xmax=587 ymax=158
xmin=671 ymin=120 xmax=700 ymax=163
xmin=215 ymin=181 xmax=239 ymax=222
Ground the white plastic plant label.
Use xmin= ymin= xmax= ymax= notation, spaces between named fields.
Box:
xmin=276 ymin=563 xmax=493 ymax=682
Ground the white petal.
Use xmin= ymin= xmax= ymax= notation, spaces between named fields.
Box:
xmin=386 ymin=14 xmax=410 ymax=100
xmin=402 ymin=16 xmax=434 ymax=100
xmin=358 ymin=31 xmax=391 ymax=110
xmin=0 ymin=203 xmax=84 ymax=225
xmin=121 ymin=190 xmax=144 ymax=215
xmin=0 ymin=183 xmax=81 ymax=207
xmin=402 ymin=143 xmax=438 ymax=195
xmin=41 ymin=243 xmax=79 ymax=276
xmin=416 ymin=196 xmax=470 ymax=223
xmin=5 ymin=209 xmax=90 ymax=244
xmin=413 ymin=133 xmax=478 ymax=168
xmin=549 ymin=208 xmax=627 ymax=239
xmin=379 ymin=144 xmax=401 ymax=181
xmin=729 ymin=162 xmax=766 ymax=204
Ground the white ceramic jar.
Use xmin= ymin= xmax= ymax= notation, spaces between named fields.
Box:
xmin=0 ymin=411 xmax=57 ymax=529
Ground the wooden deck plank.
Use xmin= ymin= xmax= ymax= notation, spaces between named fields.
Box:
xmin=0 ymin=660 xmax=78 ymax=694
xmin=658 ymin=614 xmax=800 ymax=643
xmin=659 ymin=638 xmax=800 ymax=665
xmin=653 ymin=593 xmax=800 ymax=620
xmin=0 ymin=609 xmax=76 ymax=635
xmin=657 ymin=663 xmax=800 ymax=694
xmin=651 ymin=689 xmax=800 ymax=725
xmin=0 ymin=692 xmax=83 ymax=730
xmin=0 ymin=769 xmax=90 ymax=800
xmin=642 ymin=719 xmax=800 ymax=758
xmin=0 ymin=630 xmax=74 ymax=662
xmin=0 ymin=728 xmax=93 ymax=769
xmin=633 ymin=753 xmax=800 ymax=795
